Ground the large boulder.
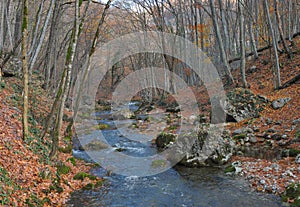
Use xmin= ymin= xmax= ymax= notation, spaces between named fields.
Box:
xmin=156 ymin=125 xmax=236 ymax=167
xmin=210 ymin=88 xmax=269 ymax=123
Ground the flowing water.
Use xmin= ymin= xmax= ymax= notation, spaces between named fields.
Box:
xmin=67 ymin=103 xmax=284 ymax=207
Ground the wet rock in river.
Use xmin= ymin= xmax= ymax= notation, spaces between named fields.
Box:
xmin=83 ymin=140 xmax=109 ymax=151
xmin=156 ymin=125 xmax=236 ymax=167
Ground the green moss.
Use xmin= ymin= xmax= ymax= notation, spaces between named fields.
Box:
xmin=56 ymin=164 xmax=71 ymax=175
xmin=224 ymin=165 xmax=236 ymax=173
xmin=66 ymin=157 xmax=76 ymax=166
xmin=95 ymin=123 xmax=110 ymax=130
xmin=295 ymin=130 xmax=300 ymax=139
xmin=49 ymin=184 xmax=63 ymax=193
xmin=58 ymin=145 xmax=72 ymax=154
xmin=73 ymin=172 xmax=97 ymax=181
xmin=282 ymin=183 xmax=300 ymax=206
xmin=282 ymin=149 xmax=300 ymax=157
xmin=168 ymin=125 xmax=178 ymax=131
xmin=25 ymin=193 xmax=50 ymax=207
xmin=82 ymin=181 xmax=103 ymax=190
xmin=233 ymin=134 xmax=246 ymax=140
xmin=151 ymin=160 xmax=167 ymax=168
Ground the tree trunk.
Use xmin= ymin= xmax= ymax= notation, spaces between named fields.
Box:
xmin=22 ymin=0 xmax=29 ymax=140
xmin=209 ymin=0 xmax=234 ymax=84
xmin=29 ymin=0 xmax=55 ymax=72
xmin=50 ymin=0 xmax=80 ymax=159
xmin=273 ymin=0 xmax=292 ymax=58
xmin=263 ymin=0 xmax=281 ymax=89
xmin=239 ymin=0 xmax=247 ymax=88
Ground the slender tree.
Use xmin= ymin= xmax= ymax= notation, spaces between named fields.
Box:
xmin=22 ymin=0 xmax=29 ymax=140
xmin=263 ymin=0 xmax=281 ymax=89
xmin=238 ymin=0 xmax=247 ymax=88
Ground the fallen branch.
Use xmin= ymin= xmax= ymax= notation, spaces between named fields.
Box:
xmin=278 ymin=73 xmax=300 ymax=90
xmin=228 ymin=31 xmax=300 ymax=64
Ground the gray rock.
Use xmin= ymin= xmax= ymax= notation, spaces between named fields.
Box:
xmin=249 ymin=136 xmax=258 ymax=143
xmin=292 ymin=118 xmax=300 ymax=125
xmin=271 ymin=97 xmax=291 ymax=110
xmin=232 ymin=128 xmax=243 ymax=136
xmin=160 ymin=126 xmax=236 ymax=167
xmin=296 ymin=154 xmax=300 ymax=164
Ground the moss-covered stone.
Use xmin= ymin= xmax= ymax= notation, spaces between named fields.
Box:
xmin=156 ymin=132 xmax=176 ymax=148
xmin=82 ymin=181 xmax=103 ymax=190
xmin=151 ymin=160 xmax=167 ymax=168
xmin=233 ymin=134 xmax=247 ymax=140
xmin=224 ymin=165 xmax=236 ymax=173
xmin=58 ymin=145 xmax=72 ymax=154
xmin=282 ymin=183 xmax=300 ymax=206
xmin=73 ymin=172 xmax=97 ymax=181
xmin=95 ymin=123 xmax=110 ymax=130
xmin=282 ymin=148 xmax=300 ymax=157
xmin=83 ymin=140 xmax=108 ymax=151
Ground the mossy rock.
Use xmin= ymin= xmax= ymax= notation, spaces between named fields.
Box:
xmin=58 ymin=145 xmax=72 ymax=154
xmin=151 ymin=160 xmax=167 ymax=168
xmin=282 ymin=183 xmax=300 ymax=206
xmin=224 ymin=165 xmax=236 ymax=173
xmin=282 ymin=148 xmax=300 ymax=157
xmin=83 ymin=140 xmax=108 ymax=151
xmin=82 ymin=181 xmax=103 ymax=190
xmin=156 ymin=132 xmax=176 ymax=148
xmin=56 ymin=164 xmax=71 ymax=175
xmin=233 ymin=134 xmax=247 ymax=140
xmin=73 ymin=172 xmax=97 ymax=181
xmin=95 ymin=123 xmax=110 ymax=130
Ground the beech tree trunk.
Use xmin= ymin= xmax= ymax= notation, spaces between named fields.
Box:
xmin=209 ymin=0 xmax=234 ymax=84
xmin=22 ymin=0 xmax=29 ymax=140
xmin=239 ymin=0 xmax=247 ymax=88
xmin=263 ymin=0 xmax=281 ymax=89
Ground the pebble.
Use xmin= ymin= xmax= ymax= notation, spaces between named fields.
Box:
xmin=263 ymin=167 xmax=272 ymax=172
xmin=260 ymin=180 xmax=266 ymax=185
xmin=271 ymin=163 xmax=280 ymax=171
xmin=249 ymin=136 xmax=257 ymax=143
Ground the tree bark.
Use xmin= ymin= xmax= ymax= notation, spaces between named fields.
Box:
xmin=22 ymin=0 xmax=29 ymax=140
xmin=209 ymin=0 xmax=234 ymax=84
xmin=263 ymin=0 xmax=281 ymax=89
xmin=238 ymin=0 xmax=247 ymax=88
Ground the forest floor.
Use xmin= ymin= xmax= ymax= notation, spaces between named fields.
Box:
xmin=0 ymin=74 xmax=103 ymax=206
xmin=0 ymin=36 xmax=300 ymax=206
